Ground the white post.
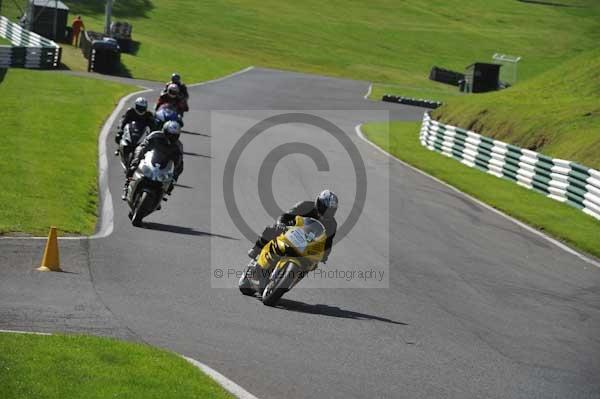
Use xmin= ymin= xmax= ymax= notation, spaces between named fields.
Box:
xmin=104 ymin=0 xmax=113 ymax=35
xmin=27 ymin=0 xmax=34 ymax=30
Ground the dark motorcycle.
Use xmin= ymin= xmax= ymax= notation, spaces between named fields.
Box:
xmin=154 ymin=104 xmax=184 ymax=128
xmin=119 ymin=121 xmax=149 ymax=170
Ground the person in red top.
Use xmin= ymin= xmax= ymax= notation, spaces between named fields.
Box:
xmin=71 ymin=16 xmax=85 ymax=47
xmin=155 ymin=84 xmax=188 ymax=115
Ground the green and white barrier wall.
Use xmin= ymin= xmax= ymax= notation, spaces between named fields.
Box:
xmin=420 ymin=113 xmax=600 ymax=221
xmin=0 ymin=16 xmax=60 ymax=69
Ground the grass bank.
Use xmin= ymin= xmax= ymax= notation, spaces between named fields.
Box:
xmin=0 ymin=332 xmax=233 ymax=399
xmin=432 ymin=49 xmax=600 ymax=169
xmin=5 ymin=0 xmax=600 ymax=85
xmin=0 ymin=69 xmax=132 ymax=235
xmin=362 ymin=121 xmax=600 ymax=259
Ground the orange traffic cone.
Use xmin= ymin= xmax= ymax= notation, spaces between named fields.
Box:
xmin=37 ymin=226 xmax=62 ymax=272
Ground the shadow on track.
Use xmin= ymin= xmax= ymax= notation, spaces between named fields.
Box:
xmin=143 ymin=222 xmax=239 ymax=240
xmin=276 ymin=299 xmax=408 ymax=325
xmin=517 ymin=0 xmax=581 ymax=6
xmin=181 ymin=130 xmax=210 ymax=138
xmin=183 ymin=151 xmax=211 ymax=158
xmin=174 ymin=183 xmax=193 ymax=189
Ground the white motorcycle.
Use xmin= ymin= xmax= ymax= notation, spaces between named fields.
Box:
xmin=126 ymin=150 xmax=174 ymax=226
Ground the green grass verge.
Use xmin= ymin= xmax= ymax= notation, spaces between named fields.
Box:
xmin=0 ymin=332 xmax=233 ymax=399
xmin=0 ymin=69 xmax=133 ymax=235
xmin=6 ymin=0 xmax=599 ymax=84
xmin=362 ymin=121 xmax=600 ymax=259
xmin=59 ymin=44 xmax=91 ymax=72
xmin=433 ymin=49 xmax=600 ymax=169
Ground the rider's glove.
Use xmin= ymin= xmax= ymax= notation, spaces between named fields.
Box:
xmin=275 ymin=222 xmax=287 ymax=233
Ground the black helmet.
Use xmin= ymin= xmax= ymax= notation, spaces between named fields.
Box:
xmin=315 ymin=190 xmax=338 ymax=218
xmin=171 ymin=73 xmax=181 ymax=84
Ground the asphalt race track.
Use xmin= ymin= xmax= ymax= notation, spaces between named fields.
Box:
xmin=3 ymin=68 xmax=600 ymax=399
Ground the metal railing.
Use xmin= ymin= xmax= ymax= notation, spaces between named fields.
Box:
xmin=0 ymin=15 xmax=60 ymax=68
xmin=420 ymin=113 xmax=600 ymax=221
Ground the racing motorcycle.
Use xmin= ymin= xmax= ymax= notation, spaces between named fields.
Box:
xmin=119 ymin=121 xmax=150 ymax=170
xmin=126 ymin=149 xmax=174 ymax=227
xmin=238 ymin=216 xmax=327 ymax=306
xmin=155 ymin=104 xmax=184 ymax=128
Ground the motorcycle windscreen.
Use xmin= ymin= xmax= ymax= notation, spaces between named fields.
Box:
xmin=284 ymin=218 xmax=326 ymax=255
xmin=124 ymin=122 xmax=144 ymax=143
xmin=301 ymin=217 xmax=326 ymax=241
xmin=156 ymin=106 xmax=178 ymax=121
xmin=141 ymin=150 xmax=175 ymax=182
xmin=146 ymin=149 xmax=172 ymax=169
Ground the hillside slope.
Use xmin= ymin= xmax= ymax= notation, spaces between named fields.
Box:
xmin=433 ymin=49 xmax=600 ymax=168
xmin=4 ymin=0 xmax=599 ymax=85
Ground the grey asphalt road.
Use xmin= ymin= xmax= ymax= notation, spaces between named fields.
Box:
xmin=2 ymin=67 xmax=600 ymax=399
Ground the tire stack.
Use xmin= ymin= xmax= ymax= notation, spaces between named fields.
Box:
xmin=429 ymin=66 xmax=465 ymax=86
xmin=80 ymin=30 xmax=121 ymax=74
xmin=382 ymin=94 xmax=442 ymax=109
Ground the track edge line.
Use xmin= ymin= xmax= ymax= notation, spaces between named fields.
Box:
xmin=363 ymin=83 xmax=372 ymax=99
xmin=183 ymin=355 xmax=260 ymax=399
xmin=188 ymin=66 xmax=255 ymax=88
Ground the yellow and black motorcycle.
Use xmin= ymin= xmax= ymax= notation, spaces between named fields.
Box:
xmin=239 ymin=216 xmax=327 ymax=306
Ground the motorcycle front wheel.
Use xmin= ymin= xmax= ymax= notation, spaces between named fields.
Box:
xmin=119 ymin=144 xmax=133 ymax=170
xmin=131 ymin=191 xmax=151 ymax=227
xmin=238 ymin=265 xmax=255 ymax=296
xmin=262 ymin=262 xmax=298 ymax=307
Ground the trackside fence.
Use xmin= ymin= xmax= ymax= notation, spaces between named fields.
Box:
xmin=419 ymin=113 xmax=600 ymax=221
xmin=0 ymin=16 xmax=61 ymax=69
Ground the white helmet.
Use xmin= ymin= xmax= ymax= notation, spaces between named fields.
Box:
xmin=162 ymin=120 xmax=181 ymax=141
xmin=167 ymin=83 xmax=179 ymax=98
xmin=134 ymin=97 xmax=148 ymax=115
xmin=315 ymin=190 xmax=338 ymax=217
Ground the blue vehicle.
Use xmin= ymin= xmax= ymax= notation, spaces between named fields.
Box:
xmin=154 ymin=104 xmax=184 ymax=128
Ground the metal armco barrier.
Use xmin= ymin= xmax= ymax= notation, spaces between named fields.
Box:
xmin=0 ymin=16 xmax=60 ymax=68
xmin=420 ymin=113 xmax=600 ymax=221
